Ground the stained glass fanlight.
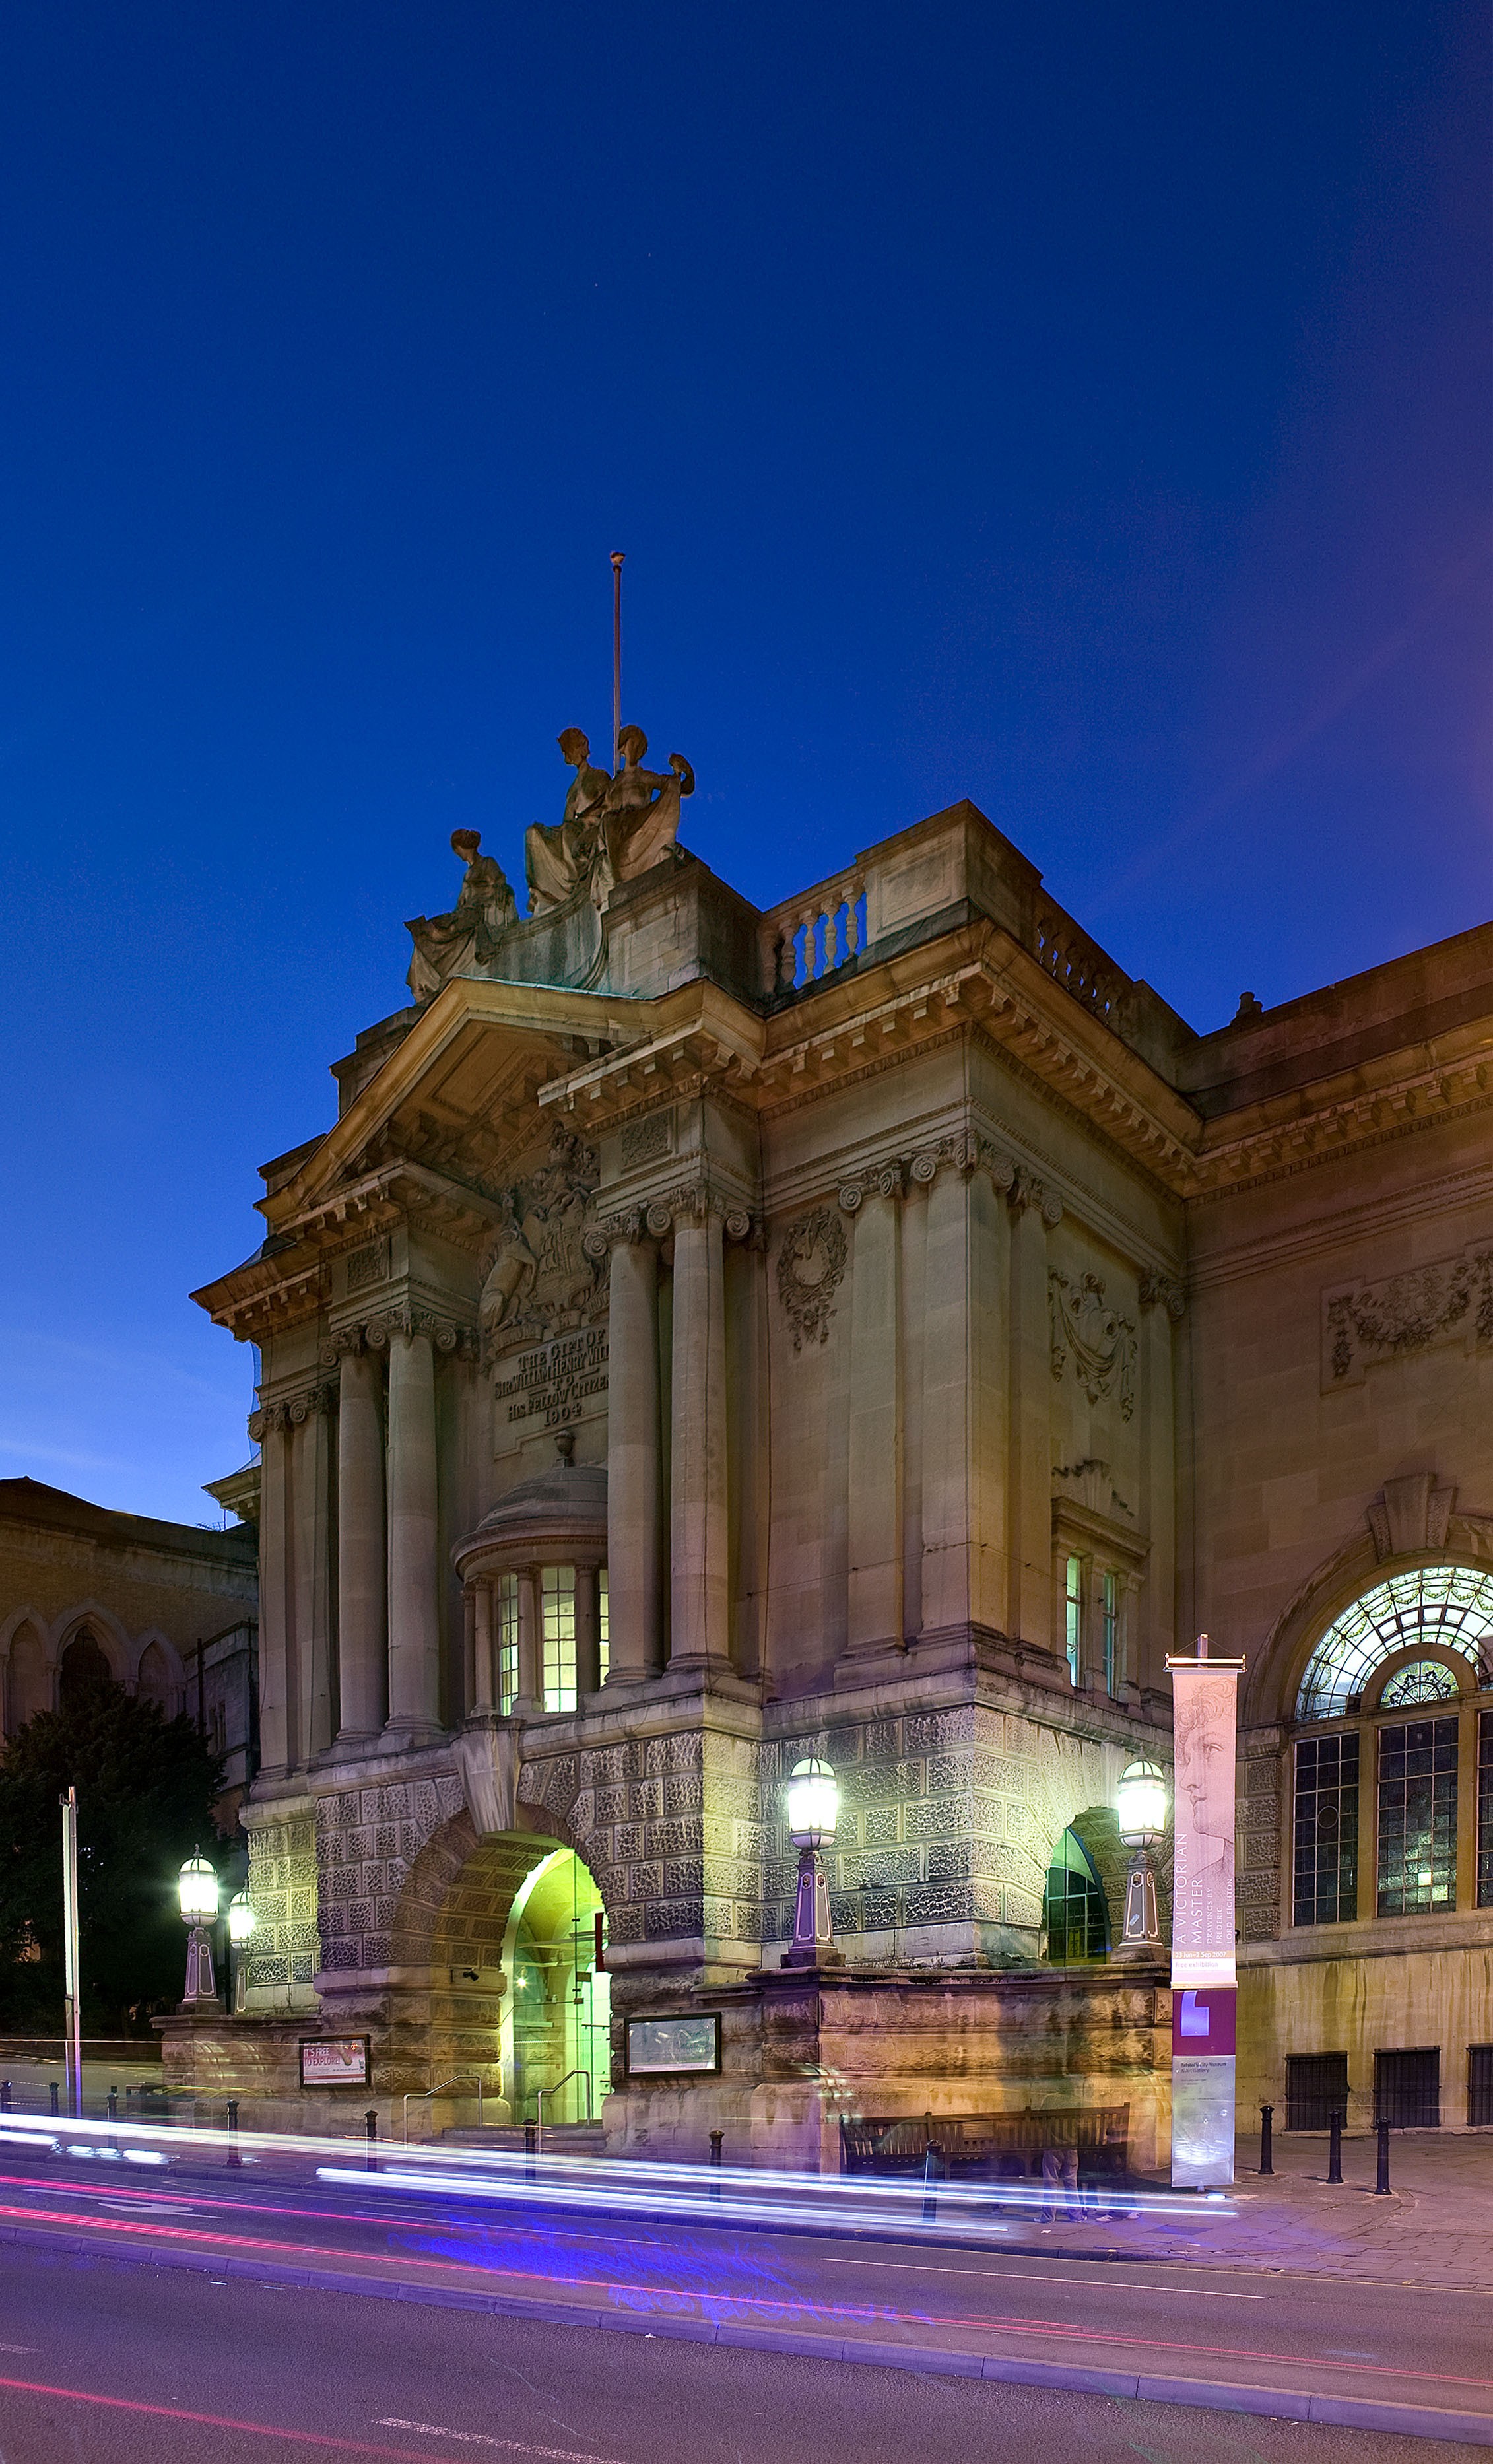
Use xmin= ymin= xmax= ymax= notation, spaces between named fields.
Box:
xmin=1296 ymin=1566 xmax=1493 ymax=1722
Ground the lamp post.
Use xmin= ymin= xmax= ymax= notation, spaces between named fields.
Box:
xmin=1115 ymin=1758 xmax=1167 ymax=1953
xmin=227 ymin=1888 xmax=255 ymax=2015
xmin=178 ymin=1850 xmax=220 ymax=2009
xmin=781 ymin=1757 xmax=842 ymax=1969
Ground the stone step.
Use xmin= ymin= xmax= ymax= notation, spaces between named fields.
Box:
xmin=442 ymin=2123 xmax=607 ymax=2156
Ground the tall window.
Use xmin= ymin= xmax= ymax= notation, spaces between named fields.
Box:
xmin=597 ymin=1569 xmax=609 ymax=1687
xmin=1101 ymin=1571 xmax=1119 ymax=1697
xmin=1294 ymin=1734 xmax=1358 ymax=1925
xmin=1478 ymin=1711 xmax=1493 ymax=1908
xmin=496 ymin=1574 xmax=519 ymax=1717
xmin=1377 ymin=1717 xmax=1457 ymax=1915
xmin=542 ymin=1566 xmax=577 ymax=1713
xmin=1064 ymin=1556 xmax=1083 ymax=1688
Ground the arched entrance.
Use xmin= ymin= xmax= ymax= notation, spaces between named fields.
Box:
xmin=503 ymin=1849 xmax=609 ymax=2125
xmin=395 ymin=1816 xmax=612 ymax=2130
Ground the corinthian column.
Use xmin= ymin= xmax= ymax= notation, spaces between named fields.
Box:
xmin=252 ymin=1405 xmax=291 ymax=1776
xmin=336 ymin=1339 xmax=387 ymax=1744
xmin=605 ymin=1228 xmax=662 ymax=1681
xmin=1007 ymin=1171 xmax=1059 ymax=1651
xmin=669 ymin=1194 xmax=729 ymax=1669
xmin=290 ymin=1385 xmax=335 ymax=1762
xmin=385 ymin=1323 xmax=442 ymax=1737
xmin=844 ymin=1173 xmax=903 ymax=1656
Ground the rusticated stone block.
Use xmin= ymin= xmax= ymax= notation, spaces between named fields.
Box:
xmin=927 ymin=1840 xmax=972 ymax=1882
xmin=904 ymin=1706 xmax=975 ymax=1753
xmin=595 ymin=1786 xmax=628 ymax=1825
xmin=629 ymin=1861 xmax=663 ymax=1900
xmin=905 ymin=1795 xmax=963 ymax=1840
xmin=645 ymin=1898 xmax=700 ymax=1939
xmin=614 ymin=1822 xmax=644 ymax=1862
xmin=646 ymin=1818 xmax=702 ymax=1859
xmin=663 ymin=1773 xmax=704 ymax=1815
xmin=630 ymin=1779 xmax=663 ymax=1820
xmin=864 ymin=1803 xmax=900 ymax=1845
xmin=903 ymin=1882 xmax=974 ymax=1925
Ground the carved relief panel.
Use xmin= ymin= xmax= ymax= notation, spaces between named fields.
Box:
xmin=481 ymin=1127 xmax=610 ymax=1452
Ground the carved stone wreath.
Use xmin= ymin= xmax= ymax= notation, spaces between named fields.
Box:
xmin=1324 ymin=1246 xmax=1493 ymax=1386
xmin=776 ymin=1207 xmax=848 ymax=1351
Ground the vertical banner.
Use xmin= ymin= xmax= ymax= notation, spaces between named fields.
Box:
xmin=1167 ymin=1640 xmax=1245 ymax=2187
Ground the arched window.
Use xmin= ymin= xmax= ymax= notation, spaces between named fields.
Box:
xmin=1296 ymin=1567 xmax=1493 ymax=1723
xmin=1292 ymin=1564 xmax=1493 ymax=1932
xmin=59 ymin=1628 xmax=111 ymax=1708
xmin=1042 ymin=1828 xmax=1108 ymax=1964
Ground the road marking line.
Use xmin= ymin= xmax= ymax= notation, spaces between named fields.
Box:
xmin=377 ymin=2416 xmax=622 ymax=2462
xmin=0 ymin=2374 xmax=615 ymax=2462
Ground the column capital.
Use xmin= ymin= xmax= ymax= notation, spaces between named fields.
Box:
xmin=1139 ymin=1269 xmax=1187 ymax=1320
xmin=1008 ymin=1164 xmax=1063 ymax=1226
xmin=363 ymin=1306 xmax=477 ymax=1356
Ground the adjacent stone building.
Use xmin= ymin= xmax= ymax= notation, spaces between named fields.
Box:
xmin=185 ymin=746 xmax=1493 ymax=2160
xmin=0 ymin=1477 xmax=259 ymax=1826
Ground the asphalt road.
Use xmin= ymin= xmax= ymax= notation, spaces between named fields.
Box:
xmin=0 ymin=2139 xmax=1488 ymax=2446
xmin=0 ymin=2241 xmax=1479 ymax=2464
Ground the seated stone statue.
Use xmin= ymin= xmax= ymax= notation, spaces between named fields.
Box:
xmin=405 ymin=830 xmax=518 ymax=1002
xmin=525 ymin=729 xmax=613 ymax=916
xmin=598 ymin=725 xmax=695 ymax=896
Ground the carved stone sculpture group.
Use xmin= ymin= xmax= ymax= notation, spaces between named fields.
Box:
xmin=405 ymin=723 xmax=695 ymax=1001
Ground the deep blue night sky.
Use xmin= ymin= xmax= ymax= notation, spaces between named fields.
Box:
xmin=1 ymin=3 xmax=1488 ymax=1519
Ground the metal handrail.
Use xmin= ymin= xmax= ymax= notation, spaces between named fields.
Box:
xmin=531 ymin=2067 xmax=593 ymax=2152
xmin=402 ymin=2073 xmax=485 ymax=2144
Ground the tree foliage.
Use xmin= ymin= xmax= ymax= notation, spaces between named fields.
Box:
xmin=0 ymin=1677 xmax=225 ymax=2032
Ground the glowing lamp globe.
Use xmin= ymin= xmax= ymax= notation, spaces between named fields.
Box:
xmin=786 ymin=1758 xmax=838 ymax=1851
xmin=227 ymin=1888 xmax=256 ymax=1947
xmin=1117 ymin=1758 xmax=1168 ymax=1851
xmin=178 ymin=1850 xmax=219 ymax=1926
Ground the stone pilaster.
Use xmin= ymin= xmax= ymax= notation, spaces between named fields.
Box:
xmin=289 ymin=1382 xmax=336 ymax=1763
xmin=669 ymin=1191 xmax=730 ymax=1671
xmin=383 ymin=1325 xmax=441 ymax=1739
xmin=605 ymin=1225 xmax=663 ymax=1681
xmin=250 ymin=1405 xmax=292 ymax=1778
xmin=842 ymin=1170 xmax=903 ymax=1657
xmin=333 ymin=1337 xmax=387 ymax=1745
xmin=1007 ymin=1168 xmax=1061 ymax=1651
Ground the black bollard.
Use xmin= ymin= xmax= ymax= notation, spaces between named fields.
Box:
xmin=106 ymin=2086 xmax=117 ymax=2152
xmin=49 ymin=2082 xmax=58 ymax=2118
xmin=1 ymin=2081 xmax=11 ymax=2115
xmin=1376 ymin=2116 xmax=1391 ymax=2195
xmin=1327 ymin=2109 xmax=1343 ymax=2183
xmin=226 ymin=2097 xmax=242 ymax=2167
xmin=709 ymin=2128 xmax=723 ymax=2202
xmin=1259 ymin=2102 xmax=1274 ymax=2176
xmin=921 ymin=2112 xmax=939 ymax=2225
xmin=524 ymin=2118 xmax=537 ymax=2185
xmin=364 ymin=2108 xmax=378 ymax=2174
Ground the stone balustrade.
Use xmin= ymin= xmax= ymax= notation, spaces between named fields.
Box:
xmin=760 ymin=867 xmax=868 ymax=994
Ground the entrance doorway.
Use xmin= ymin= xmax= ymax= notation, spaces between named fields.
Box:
xmin=502 ymin=1848 xmax=610 ymax=2125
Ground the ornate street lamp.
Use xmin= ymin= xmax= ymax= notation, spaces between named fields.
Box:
xmin=782 ymin=1757 xmax=843 ymax=1969
xmin=227 ymin=1887 xmax=256 ymax=2014
xmin=1116 ymin=1758 xmax=1168 ymax=1952
xmin=178 ymin=1850 xmax=220 ymax=2009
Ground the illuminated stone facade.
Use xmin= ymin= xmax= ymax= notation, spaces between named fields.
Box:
xmin=184 ymin=775 xmax=1493 ymax=2160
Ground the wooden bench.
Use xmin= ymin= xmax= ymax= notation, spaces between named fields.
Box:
xmin=840 ymin=2104 xmax=1130 ymax=2185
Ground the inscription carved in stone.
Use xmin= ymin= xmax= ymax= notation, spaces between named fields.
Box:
xmin=494 ymin=1327 xmax=609 ymax=1432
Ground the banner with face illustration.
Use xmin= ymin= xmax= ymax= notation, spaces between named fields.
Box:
xmin=1168 ymin=1649 xmax=1244 ymax=2188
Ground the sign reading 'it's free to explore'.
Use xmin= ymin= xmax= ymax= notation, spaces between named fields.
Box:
xmin=1167 ymin=1636 xmax=1245 ymax=2190
xmin=298 ymin=2037 xmax=372 ymax=2089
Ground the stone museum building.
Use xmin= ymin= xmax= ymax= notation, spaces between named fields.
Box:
xmin=183 ymin=729 xmax=1493 ymax=2163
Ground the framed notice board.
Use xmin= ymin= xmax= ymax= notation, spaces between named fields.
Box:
xmin=299 ymin=2037 xmax=372 ymax=2090
xmin=624 ymin=2013 xmax=721 ymax=2075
